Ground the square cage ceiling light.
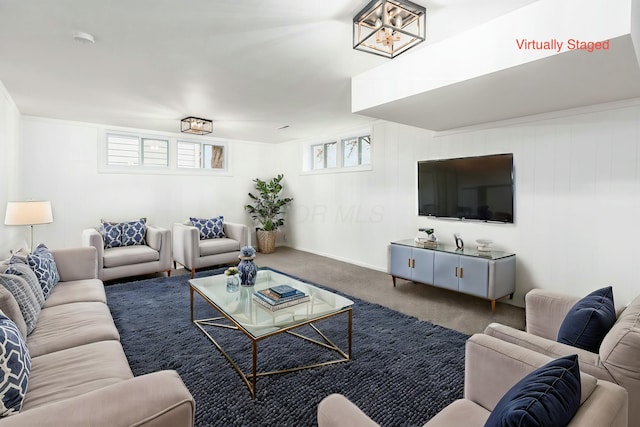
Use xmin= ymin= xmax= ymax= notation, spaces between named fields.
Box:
xmin=353 ymin=0 xmax=426 ymax=59
xmin=181 ymin=117 xmax=213 ymax=135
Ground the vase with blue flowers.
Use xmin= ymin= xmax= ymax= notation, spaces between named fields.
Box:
xmin=238 ymin=246 xmax=257 ymax=286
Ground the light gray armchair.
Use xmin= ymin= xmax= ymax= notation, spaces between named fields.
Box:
xmin=485 ymin=289 xmax=640 ymax=426
xmin=172 ymin=221 xmax=248 ymax=278
xmin=82 ymin=224 xmax=172 ymax=281
xmin=318 ymin=334 xmax=628 ymax=427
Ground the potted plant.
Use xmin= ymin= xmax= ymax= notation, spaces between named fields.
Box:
xmin=244 ymin=174 xmax=293 ymax=254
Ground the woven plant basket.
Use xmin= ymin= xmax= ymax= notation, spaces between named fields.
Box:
xmin=257 ymin=230 xmax=276 ymax=254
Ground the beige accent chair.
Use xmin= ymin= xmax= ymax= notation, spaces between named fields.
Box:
xmin=172 ymin=221 xmax=248 ymax=278
xmin=485 ymin=289 xmax=640 ymax=426
xmin=82 ymin=225 xmax=172 ymax=281
xmin=317 ymin=334 xmax=628 ymax=427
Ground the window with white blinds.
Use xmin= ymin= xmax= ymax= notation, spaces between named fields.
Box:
xmin=177 ymin=141 xmax=226 ymax=170
xmin=106 ymin=133 xmax=168 ymax=168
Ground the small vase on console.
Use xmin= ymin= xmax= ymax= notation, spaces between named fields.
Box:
xmin=238 ymin=246 xmax=257 ymax=287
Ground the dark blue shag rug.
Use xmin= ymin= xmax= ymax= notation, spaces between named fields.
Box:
xmin=105 ymin=267 xmax=468 ymax=427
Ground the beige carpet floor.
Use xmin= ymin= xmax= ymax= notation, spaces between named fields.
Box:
xmin=157 ymin=246 xmax=525 ymax=335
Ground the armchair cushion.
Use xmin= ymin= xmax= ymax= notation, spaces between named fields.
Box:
xmin=199 ymin=237 xmax=240 ymax=257
xmin=485 ymin=354 xmax=581 ymax=427
xmin=557 ymin=287 xmax=616 ymax=353
xmin=190 ymin=216 xmax=225 ymax=240
xmin=102 ymin=245 xmax=159 ymax=269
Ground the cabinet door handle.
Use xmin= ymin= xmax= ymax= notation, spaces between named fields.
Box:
xmin=408 ymin=258 xmax=411 ymax=268
xmin=459 ymin=267 xmax=464 ymax=278
xmin=455 ymin=267 xmax=458 ymax=277
xmin=411 ymin=259 xmax=415 ymax=268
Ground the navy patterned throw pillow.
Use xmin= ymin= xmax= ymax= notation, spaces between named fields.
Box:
xmin=0 ymin=313 xmax=30 ymax=416
xmin=100 ymin=218 xmax=147 ymax=247
xmin=122 ymin=218 xmax=146 ymax=246
xmin=100 ymin=222 xmax=123 ymax=249
xmin=190 ymin=216 xmax=225 ymax=240
xmin=26 ymin=243 xmax=60 ymax=299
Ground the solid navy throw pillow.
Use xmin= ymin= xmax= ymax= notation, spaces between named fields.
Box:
xmin=557 ymin=286 xmax=616 ymax=353
xmin=485 ymin=354 xmax=581 ymax=427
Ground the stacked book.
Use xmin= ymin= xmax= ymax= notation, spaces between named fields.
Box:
xmin=252 ymin=284 xmax=310 ymax=311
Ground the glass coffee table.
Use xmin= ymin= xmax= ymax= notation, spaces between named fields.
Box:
xmin=189 ymin=269 xmax=353 ymax=398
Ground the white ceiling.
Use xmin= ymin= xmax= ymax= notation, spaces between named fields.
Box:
xmin=0 ymin=0 xmax=538 ymax=143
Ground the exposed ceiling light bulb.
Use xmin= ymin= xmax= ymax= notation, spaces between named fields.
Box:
xmin=73 ymin=31 xmax=95 ymax=44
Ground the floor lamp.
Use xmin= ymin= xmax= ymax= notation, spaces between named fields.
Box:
xmin=4 ymin=201 xmax=53 ymax=252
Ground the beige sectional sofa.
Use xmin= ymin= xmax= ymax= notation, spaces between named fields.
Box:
xmin=0 ymin=246 xmax=194 ymax=426
xmin=318 ymin=334 xmax=628 ymax=427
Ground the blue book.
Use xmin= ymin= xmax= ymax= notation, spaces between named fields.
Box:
xmin=269 ymin=284 xmax=298 ymax=298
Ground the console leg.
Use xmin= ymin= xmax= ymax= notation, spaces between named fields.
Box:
xmin=392 ymin=276 xmax=396 ymax=287
xmin=491 ymin=300 xmax=496 ymax=312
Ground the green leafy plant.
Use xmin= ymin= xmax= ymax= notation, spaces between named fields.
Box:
xmin=245 ymin=174 xmax=293 ymax=231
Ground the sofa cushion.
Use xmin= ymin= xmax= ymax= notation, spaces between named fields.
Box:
xmin=22 ymin=340 xmax=133 ymax=411
xmin=26 ymin=244 xmax=60 ymax=299
xmin=199 ymin=237 xmax=241 ymax=257
xmin=26 ymin=302 xmax=120 ymax=358
xmin=485 ymin=354 xmax=581 ymax=427
xmin=121 ymin=218 xmax=147 ymax=246
xmin=103 ymin=245 xmax=159 ymax=268
xmin=0 ymin=313 xmax=30 ymax=417
xmin=557 ymin=287 xmax=616 ymax=353
xmin=43 ymin=279 xmax=106 ymax=308
xmin=2 ymin=263 xmax=45 ymax=308
xmin=0 ymin=274 xmax=41 ymax=335
xmin=190 ymin=216 xmax=225 ymax=240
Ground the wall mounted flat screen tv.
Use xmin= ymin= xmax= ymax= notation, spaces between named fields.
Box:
xmin=418 ymin=153 xmax=514 ymax=223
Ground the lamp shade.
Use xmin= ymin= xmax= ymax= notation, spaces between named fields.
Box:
xmin=4 ymin=201 xmax=53 ymax=226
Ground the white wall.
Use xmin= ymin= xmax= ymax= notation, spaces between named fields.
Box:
xmin=0 ymin=83 xmax=22 ymax=256
xmin=18 ymin=117 xmax=273 ymax=249
xmin=12 ymin=98 xmax=640 ymax=308
xmin=281 ymin=102 xmax=640 ymax=307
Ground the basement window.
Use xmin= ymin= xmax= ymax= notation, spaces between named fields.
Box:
xmin=106 ymin=133 xmax=168 ymax=167
xmin=342 ymin=135 xmax=371 ymax=167
xmin=311 ymin=142 xmax=337 ymax=170
xmin=303 ymin=129 xmax=372 ymax=174
xmin=177 ymin=141 xmax=226 ymax=170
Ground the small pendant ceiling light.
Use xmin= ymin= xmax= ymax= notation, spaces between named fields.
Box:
xmin=353 ymin=0 xmax=426 ymax=59
xmin=181 ymin=117 xmax=213 ymax=135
